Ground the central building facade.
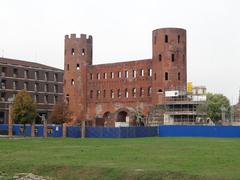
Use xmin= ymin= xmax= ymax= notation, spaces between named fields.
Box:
xmin=64 ymin=28 xmax=187 ymax=126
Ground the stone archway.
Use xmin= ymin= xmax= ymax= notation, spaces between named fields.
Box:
xmin=116 ymin=111 xmax=128 ymax=122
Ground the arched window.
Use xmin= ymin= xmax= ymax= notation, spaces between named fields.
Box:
xmin=71 ymin=48 xmax=75 ymax=55
xmin=132 ymin=88 xmax=136 ymax=98
xmin=165 ymin=35 xmax=168 ymax=43
xmin=165 ymin=72 xmax=168 ymax=80
xmin=125 ymin=89 xmax=128 ymax=98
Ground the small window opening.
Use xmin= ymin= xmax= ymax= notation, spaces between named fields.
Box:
xmin=67 ymin=64 xmax=69 ymax=71
xmin=158 ymin=89 xmax=163 ymax=93
xmin=178 ymin=72 xmax=181 ymax=80
xmin=110 ymin=72 xmax=114 ymax=79
xmin=171 ymin=54 xmax=175 ymax=62
xmin=71 ymin=79 xmax=75 ymax=85
xmin=66 ymin=94 xmax=70 ymax=104
xmin=125 ymin=70 xmax=128 ymax=78
xmin=97 ymin=90 xmax=100 ymax=98
xmin=81 ymin=48 xmax=85 ymax=56
xmin=90 ymin=73 xmax=93 ymax=80
xmin=148 ymin=69 xmax=152 ymax=77
xmin=76 ymin=64 xmax=80 ymax=70
xmin=132 ymin=88 xmax=136 ymax=98
xmin=148 ymin=87 xmax=152 ymax=96
xmin=71 ymin=48 xmax=75 ymax=55
xmin=140 ymin=88 xmax=144 ymax=97
xmin=165 ymin=35 xmax=168 ymax=43
xmin=103 ymin=73 xmax=107 ymax=79
xmin=140 ymin=69 xmax=144 ymax=76
xmin=133 ymin=70 xmax=137 ymax=78
xmin=165 ymin=72 xmax=168 ymax=80
xmin=117 ymin=89 xmax=121 ymax=98
xmin=111 ymin=90 xmax=114 ymax=98
xmin=125 ymin=89 xmax=128 ymax=98
xmin=97 ymin=73 xmax=100 ymax=80
xmin=159 ymin=54 xmax=162 ymax=61
xmin=178 ymin=35 xmax=180 ymax=43
xmin=118 ymin=71 xmax=122 ymax=78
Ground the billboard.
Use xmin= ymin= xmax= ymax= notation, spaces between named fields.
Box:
xmin=165 ymin=90 xmax=179 ymax=97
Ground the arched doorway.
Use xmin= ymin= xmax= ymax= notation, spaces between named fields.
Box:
xmin=117 ymin=111 xmax=128 ymax=122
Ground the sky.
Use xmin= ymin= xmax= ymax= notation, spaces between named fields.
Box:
xmin=0 ymin=0 xmax=239 ymax=104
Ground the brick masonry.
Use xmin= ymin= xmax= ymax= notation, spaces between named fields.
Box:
xmin=64 ymin=28 xmax=187 ymax=126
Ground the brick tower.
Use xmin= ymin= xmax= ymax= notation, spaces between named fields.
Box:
xmin=152 ymin=28 xmax=187 ymax=104
xmin=64 ymin=34 xmax=92 ymax=122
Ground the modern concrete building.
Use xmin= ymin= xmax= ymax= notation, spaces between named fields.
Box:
xmin=0 ymin=57 xmax=63 ymax=124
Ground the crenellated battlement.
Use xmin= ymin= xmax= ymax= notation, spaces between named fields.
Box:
xmin=65 ymin=34 xmax=92 ymax=42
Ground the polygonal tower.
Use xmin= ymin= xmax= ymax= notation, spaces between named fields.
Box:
xmin=64 ymin=34 xmax=92 ymax=121
xmin=151 ymin=28 xmax=187 ymax=104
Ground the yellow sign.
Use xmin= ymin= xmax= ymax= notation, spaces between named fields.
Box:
xmin=187 ymin=82 xmax=192 ymax=93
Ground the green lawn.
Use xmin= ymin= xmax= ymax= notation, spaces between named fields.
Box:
xmin=0 ymin=137 xmax=240 ymax=180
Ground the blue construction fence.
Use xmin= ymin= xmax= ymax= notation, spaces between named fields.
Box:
xmin=1 ymin=124 xmax=240 ymax=138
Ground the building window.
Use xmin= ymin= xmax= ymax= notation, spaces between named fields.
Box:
xmin=178 ymin=35 xmax=180 ymax=43
xmin=171 ymin=54 xmax=175 ymax=62
xmin=1 ymin=80 xmax=6 ymax=89
xmin=97 ymin=73 xmax=100 ymax=80
xmin=110 ymin=72 xmax=114 ymax=79
xmin=148 ymin=69 xmax=152 ymax=77
xmin=111 ymin=90 xmax=114 ymax=98
xmin=71 ymin=79 xmax=75 ymax=85
xmin=54 ymin=96 xmax=57 ymax=104
xmin=13 ymin=69 xmax=18 ymax=78
xmin=103 ymin=90 xmax=106 ymax=98
xmin=103 ymin=73 xmax=107 ymax=79
xmin=140 ymin=88 xmax=144 ymax=97
xmin=35 ymin=71 xmax=39 ymax=80
xmin=90 ymin=90 xmax=93 ymax=98
xmin=97 ymin=90 xmax=101 ymax=98
xmin=34 ymin=83 xmax=38 ymax=91
xmin=71 ymin=48 xmax=75 ymax=55
xmin=44 ymin=84 xmax=48 ymax=92
xmin=178 ymin=72 xmax=181 ymax=80
xmin=1 ymin=67 xmax=6 ymax=76
xmin=24 ymin=70 xmax=28 ymax=79
xmin=165 ymin=72 xmax=168 ymax=80
xmin=90 ymin=73 xmax=93 ymax=80
xmin=67 ymin=64 xmax=69 ymax=71
xmin=133 ymin=70 xmax=137 ymax=78
xmin=81 ymin=48 xmax=85 ymax=56
xmin=76 ymin=64 xmax=80 ymax=70
xmin=159 ymin=54 xmax=162 ymax=62
xmin=117 ymin=89 xmax=121 ymax=98
xmin=66 ymin=94 xmax=70 ymax=104
xmin=158 ymin=89 xmax=163 ymax=93
xmin=13 ymin=81 xmax=17 ymax=90
xmin=148 ymin=87 xmax=152 ymax=96
xmin=44 ymin=95 xmax=48 ymax=104
xmin=118 ymin=71 xmax=122 ymax=78
xmin=24 ymin=82 xmax=28 ymax=90
xmin=132 ymin=88 xmax=136 ymax=98
xmin=54 ymin=85 xmax=58 ymax=93
xmin=140 ymin=69 xmax=144 ymax=76
xmin=45 ymin=72 xmax=48 ymax=81
xmin=0 ymin=92 xmax=6 ymax=101
xmin=165 ymin=35 xmax=168 ymax=43
xmin=54 ymin=73 xmax=58 ymax=81
xmin=125 ymin=89 xmax=128 ymax=98
xmin=125 ymin=70 xmax=128 ymax=78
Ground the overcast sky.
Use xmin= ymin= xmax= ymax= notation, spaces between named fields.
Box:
xmin=0 ymin=0 xmax=239 ymax=104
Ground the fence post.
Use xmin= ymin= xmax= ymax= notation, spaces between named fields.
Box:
xmin=43 ymin=119 xmax=47 ymax=138
xmin=31 ymin=120 xmax=35 ymax=137
xmin=62 ymin=124 xmax=67 ymax=138
xmin=81 ymin=121 xmax=85 ymax=138
xmin=8 ymin=105 xmax=13 ymax=138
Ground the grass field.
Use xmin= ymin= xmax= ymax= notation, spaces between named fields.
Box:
xmin=0 ymin=137 xmax=240 ymax=180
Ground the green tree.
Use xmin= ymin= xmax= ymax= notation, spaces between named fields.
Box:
xmin=49 ymin=97 xmax=72 ymax=124
xmin=198 ymin=93 xmax=230 ymax=123
xmin=11 ymin=91 xmax=37 ymax=134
